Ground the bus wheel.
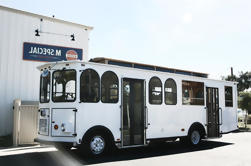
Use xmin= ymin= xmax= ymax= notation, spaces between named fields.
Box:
xmin=82 ymin=131 xmax=108 ymax=156
xmin=189 ymin=129 xmax=201 ymax=146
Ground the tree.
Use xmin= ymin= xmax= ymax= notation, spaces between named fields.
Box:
xmin=237 ymin=72 xmax=251 ymax=92
xmin=224 ymin=74 xmax=237 ymax=82
xmin=238 ymin=92 xmax=251 ymax=128
xmin=224 ymin=71 xmax=251 ymax=93
xmin=239 ymin=92 xmax=251 ymax=114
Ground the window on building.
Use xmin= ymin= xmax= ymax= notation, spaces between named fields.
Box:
xmin=225 ymin=86 xmax=233 ymax=107
xmin=52 ymin=70 xmax=76 ymax=102
xmin=164 ymin=79 xmax=177 ymax=105
xmin=101 ymin=71 xmax=119 ymax=103
xmin=149 ymin=77 xmax=162 ymax=104
xmin=40 ymin=70 xmax=50 ymax=103
xmin=80 ymin=69 xmax=100 ymax=103
xmin=182 ymin=81 xmax=204 ymax=105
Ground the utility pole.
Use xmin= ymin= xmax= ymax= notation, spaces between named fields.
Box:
xmin=230 ymin=67 xmax=234 ymax=81
xmin=231 ymin=67 xmax=233 ymax=78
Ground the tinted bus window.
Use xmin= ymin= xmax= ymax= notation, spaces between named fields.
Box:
xmin=225 ymin=86 xmax=233 ymax=107
xmin=165 ymin=79 xmax=177 ymax=105
xmin=52 ymin=70 xmax=76 ymax=102
xmin=149 ymin=77 xmax=162 ymax=105
xmin=101 ymin=71 xmax=119 ymax=103
xmin=80 ymin=69 xmax=100 ymax=103
xmin=182 ymin=80 xmax=204 ymax=105
xmin=40 ymin=71 xmax=50 ymax=103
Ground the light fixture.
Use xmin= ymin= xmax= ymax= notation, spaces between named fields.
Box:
xmin=71 ymin=34 xmax=75 ymax=41
xmin=35 ymin=28 xmax=75 ymax=41
xmin=35 ymin=29 xmax=40 ymax=36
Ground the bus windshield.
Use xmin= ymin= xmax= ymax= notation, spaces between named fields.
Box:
xmin=40 ymin=70 xmax=50 ymax=103
xmin=52 ymin=70 xmax=76 ymax=102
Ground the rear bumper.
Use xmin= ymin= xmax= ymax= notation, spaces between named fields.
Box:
xmin=34 ymin=138 xmax=78 ymax=147
xmin=34 ymin=138 xmax=57 ymax=145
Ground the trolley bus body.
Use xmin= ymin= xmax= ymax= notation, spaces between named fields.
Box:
xmin=36 ymin=60 xmax=238 ymax=154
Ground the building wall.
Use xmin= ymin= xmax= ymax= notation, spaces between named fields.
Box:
xmin=0 ymin=6 xmax=92 ymax=136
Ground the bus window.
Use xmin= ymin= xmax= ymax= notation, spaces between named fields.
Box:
xmin=52 ymin=70 xmax=76 ymax=102
xmin=80 ymin=69 xmax=100 ymax=103
xmin=101 ymin=71 xmax=119 ymax=103
xmin=182 ymin=80 xmax=204 ymax=105
xmin=225 ymin=86 xmax=233 ymax=107
xmin=149 ymin=77 xmax=162 ymax=105
xmin=165 ymin=78 xmax=177 ymax=105
xmin=40 ymin=70 xmax=50 ymax=103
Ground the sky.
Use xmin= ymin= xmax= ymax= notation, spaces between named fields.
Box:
xmin=1 ymin=0 xmax=251 ymax=79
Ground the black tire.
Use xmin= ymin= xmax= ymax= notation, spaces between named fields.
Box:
xmin=81 ymin=131 xmax=109 ymax=157
xmin=188 ymin=128 xmax=201 ymax=146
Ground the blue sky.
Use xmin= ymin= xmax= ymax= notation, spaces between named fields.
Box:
xmin=1 ymin=0 xmax=251 ymax=79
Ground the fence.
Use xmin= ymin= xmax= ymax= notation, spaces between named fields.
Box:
xmin=13 ymin=99 xmax=39 ymax=146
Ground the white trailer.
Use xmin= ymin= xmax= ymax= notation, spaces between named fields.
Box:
xmin=36 ymin=58 xmax=238 ymax=156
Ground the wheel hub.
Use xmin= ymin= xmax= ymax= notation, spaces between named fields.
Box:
xmin=191 ymin=130 xmax=200 ymax=145
xmin=90 ymin=136 xmax=105 ymax=154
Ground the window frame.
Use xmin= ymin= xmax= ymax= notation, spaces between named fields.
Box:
xmin=101 ymin=71 xmax=119 ymax=104
xmin=225 ymin=86 xmax=233 ymax=107
xmin=80 ymin=68 xmax=100 ymax=103
xmin=39 ymin=71 xmax=51 ymax=103
xmin=164 ymin=78 xmax=177 ymax=105
xmin=182 ymin=80 xmax=205 ymax=106
xmin=52 ymin=69 xmax=77 ymax=103
xmin=149 ymin=76 xmax=163 ymax=105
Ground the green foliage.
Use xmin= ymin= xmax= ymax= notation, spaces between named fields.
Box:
xmin=239 ymin=92 xmax=251 ymax=114
xmin=237 ymin=72 xmax=251 ymax=92
xmin=224 ymin=72 xmax=251 ymax=92
xmin=225 ymin=75 xmax=237 ymax=82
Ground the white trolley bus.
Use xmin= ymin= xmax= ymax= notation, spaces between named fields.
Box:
xmin=36 ymin=57 xmax=238 ymax=156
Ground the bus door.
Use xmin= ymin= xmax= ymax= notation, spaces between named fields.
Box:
xmin=121 ymin=78 xmax=146 ymax=146
xmin=206 ymin=87 xmax=221 ymax=138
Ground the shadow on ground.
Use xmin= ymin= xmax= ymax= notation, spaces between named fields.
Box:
xmin=77 ymin=140 xmax=233 ymax=165
xmin=236 ymin=128 xmax=251 ymax=132
xmin=0 ymin=140 xmax=233 ymax=166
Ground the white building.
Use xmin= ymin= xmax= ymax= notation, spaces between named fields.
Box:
xmin=0 ymin=5 xmax=93 ymax=136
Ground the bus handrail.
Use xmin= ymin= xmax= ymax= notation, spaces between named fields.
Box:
xmin=145 ymin=106 xmax=148 ymax=129
xmin=219 ymin=107 xmax=223 ymax=125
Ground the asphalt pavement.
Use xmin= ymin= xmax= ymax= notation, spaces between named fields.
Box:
xmin=0 ymin=131 xmax=251 ymax=166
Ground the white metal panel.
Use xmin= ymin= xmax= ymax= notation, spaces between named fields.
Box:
xmin=0 ymin=6 xmax=91 ymax=136
xmin=51 ymin=108 xmax=76 ymax=137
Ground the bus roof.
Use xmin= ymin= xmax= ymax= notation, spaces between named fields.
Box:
xmin=36 ymin=59 xmax=237 ymax=85
xmin=90 ymin=57 xmax=208 ymax=78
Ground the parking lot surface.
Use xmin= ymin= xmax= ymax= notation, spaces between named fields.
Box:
xmin=0 ymin=131 xmax=251 ymax=166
